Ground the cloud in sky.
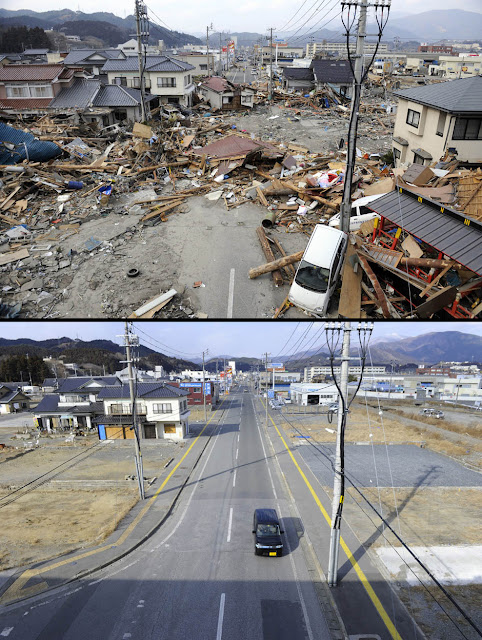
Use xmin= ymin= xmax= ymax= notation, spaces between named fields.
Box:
xmin=0 ymin=322 xmax=480 ymax=360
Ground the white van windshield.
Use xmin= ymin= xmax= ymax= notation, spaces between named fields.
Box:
xmin=295 ymin=260 xmax=330 ymax=292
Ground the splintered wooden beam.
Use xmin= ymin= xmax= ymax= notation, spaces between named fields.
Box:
xmin=249 ymin=250 xmax=303 ymax=279
xmin=140 ymin=200 xmax=184 ymax=222
xmin=255 ymin=227 xmax=284 ymax=286
xmin=357 ymin=253 xmax=391 ymax=318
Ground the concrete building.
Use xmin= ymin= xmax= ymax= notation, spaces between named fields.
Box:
xmin=289 ymin=383 xmax=339 ymax=406
xmin=361 ymin=374 xmax=482 ymax=402
xmin=306 ymin=41 xmax=388 ymax=57
xmin=429 ymin=55 xmax=482 ymax=79
xmin=172 ymin=52 xmax=215 ymax=76
xmin=170 ymin=381 xmax=220 ymax=407
xmin=392 ymin=76 xmax=482 ymax=167
xmin=304 ymin=365 xmax=386 ymax=382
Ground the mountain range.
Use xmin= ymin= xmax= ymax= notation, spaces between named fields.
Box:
xmin=1 ymin=9 xmax=481 ymax=48
xmin=0 ymin=331 xmax=480 ymax=377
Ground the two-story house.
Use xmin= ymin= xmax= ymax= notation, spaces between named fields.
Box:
xmin=310 ymin=59 xmax=354 ymax=98
xmin=0 ymin=384 xmax=31 ymax=414
xmin=199 ymin=76 xmax=254 ymax=110
xmin=101 ymin=55 xmax=196 ymax=107
xmin=96 ymin=383 xmax=190 ymax=441
xmin=62 ymin=49 xmax=127 ymax=81
xmin=0 ymin=64 xmax=84 ymax=114
xmin=33 ymin=376 xmax=122 ymax=431
xmin=392 ymin=76 xmax=482 ymax=167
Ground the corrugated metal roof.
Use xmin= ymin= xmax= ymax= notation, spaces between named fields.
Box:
xmin=0 ymin=64 xmax=65 ymax=81
xmin=393 ymin=76 xmax=482 ymax=114
xmin=368 ymin=188 xmax=482 ymax=275
xmin=201 ymin=76 xmax=232 ymax=92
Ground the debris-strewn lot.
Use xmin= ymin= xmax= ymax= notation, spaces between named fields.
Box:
xmin=1 ymin=80 xmax=481 ymax=318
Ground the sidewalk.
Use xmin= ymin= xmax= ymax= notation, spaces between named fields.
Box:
xmin=0 ymin=409 xmax=224 ymax=609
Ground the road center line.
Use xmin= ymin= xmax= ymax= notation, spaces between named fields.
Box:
xmin=235 ymin=447 xmax=239 ymax=460
xmin=0 ymin=629 xmax=14 ymax=637
xmin=227 ymin=268 xmax=235 ymax=318
xmin=216 ymin=593 xmax=225 ymax=640
xmin=227 ymin=507 xmax=233 ymax=542
xmin=232 ymin=470 xmax=236 ymax=487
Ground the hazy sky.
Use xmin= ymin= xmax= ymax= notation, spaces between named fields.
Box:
xmin=0 ymin=322 xmax=480 ymax=360
xmin=3 ymin=1 xmax=482 ymax=35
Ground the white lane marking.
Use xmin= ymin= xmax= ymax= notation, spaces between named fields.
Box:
xmin=235 ymin=447 xmax=239 ymax=460
xmin=123 ymin=634 xmax=132 ymax=639
xmin=227 ymin=507 xmax=233 ymax=542
xmin=0 ymin=629 xmax=14 ymax=637
xmin=227 ymin=268 xmax=235 ymax=318
xmin=232 ymin=470 xmax=237 ymax=487
xmin=237 ymin=434 xmax=239 ymax=444
xmin=252 ymin=398 xmax=277 ymax=500
xmin=216 ymin=593 xmax=226 ymax=640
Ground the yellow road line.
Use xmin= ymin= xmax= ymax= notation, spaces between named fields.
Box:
xmin=265 ymin=405 xmax=403 ymax=640
xmin=0 ymin=398 xmax=228 ymax=604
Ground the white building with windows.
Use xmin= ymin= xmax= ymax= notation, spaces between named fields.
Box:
xmin=290 ymin=383 xmax=339 ymax=406
xmin=392 ymin=76 xmax=482 ymax=167
xmin=97 ymin=383 xmax=190 ymax=441
xmin=102 ymin=55 xmax=196 ymax=106
xmin=304 ymin=365 xmax=386 ymax=382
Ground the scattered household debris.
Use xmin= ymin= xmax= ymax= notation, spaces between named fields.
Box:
xmin=0 ymin=94 xmax=480 ymax=319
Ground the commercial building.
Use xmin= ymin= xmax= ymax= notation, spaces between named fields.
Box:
xmin=304 ymin=365 xmax=386 ymax=382
xmin=289 ymin=383 xmax=339 ymax=406
xmin=306 ymin=41 xmax=388 ymax=57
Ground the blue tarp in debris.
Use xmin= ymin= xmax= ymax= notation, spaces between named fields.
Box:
xmin=0 ymin=122 xmax=62 ymax=165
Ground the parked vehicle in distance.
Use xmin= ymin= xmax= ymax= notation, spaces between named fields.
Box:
xmin=328 ymin=403 xmax=339 ymax=413
xmin=253 ymin=508 xmax=284 ymax=556
xmin=288 ymin=225 xmax=348 ymax=316
xmin=328 ymin=194 xmax=382 ymax=231
xmin=419 ymin=408 xmax=445 ymax=418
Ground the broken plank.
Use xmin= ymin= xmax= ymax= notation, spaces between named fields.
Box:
xmin=249 ymin=250 xmax=303 ymax=279
xmin=256 ymin=187 xmax=269 ymax=208
xmin=129 ymin=289 xmax=177 ymax=318
xmin=141 ymin=201 xmax=183 ymax=222
xmin=271 ymin=237 xmax=296 ymax=276
xmin=255 ymin=227 xmax=284 ymax=286
xmin=357 ymin=253 xmax=391 ymax=318
xmin=0 ymin=247 xmax=29 ymax=266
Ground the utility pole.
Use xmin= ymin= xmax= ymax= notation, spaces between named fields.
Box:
xmin=339 ymin=0 xmax=368 ymax=233
xmin=327 ymin=322 xmax=351 ymax=586
xmin=263 ymin=352 xmax=271 ymax=426
xmin=219 ymin=32 xmax=222 ymax=74
xmin=123 ymin=322 xmax=145 ymax=500
xmin=339 ymin=0 xmax=389 ymax=233
xmin=135 ymin=0 xmax=148 ymax=122
xmin=202 ymin=349 xmax=209 ymax=422
xmin=206 ymin=23 xmax=213 ymax=77
xmin=267 ymin=27 xmax=275 ymax=101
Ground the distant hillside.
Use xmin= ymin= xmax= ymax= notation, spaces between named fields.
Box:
xmin=56 ymin=20 xmax=130 ymax=47
xmin=0 ymin=8 xmax=202 ymax=48
xmin=0 ymin=338 xmax=197 ymax=374
xmin=388 ymin=9 xmax=482 ymax=41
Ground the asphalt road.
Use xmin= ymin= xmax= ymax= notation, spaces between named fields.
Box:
xmin=0 ymin=391 xmax=331 ymax=640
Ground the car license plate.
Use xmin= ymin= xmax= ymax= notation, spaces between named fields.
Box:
xmin=269 ymin=552 xmax=277 ymax=556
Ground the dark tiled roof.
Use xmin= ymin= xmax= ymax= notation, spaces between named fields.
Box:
xmin=98 ymin=383 xmax=188 ymax=399
xmin=283 ymin=67 xmax=313 ymax=81
xmin=34 ymin=394 xmax=60 ymax=412
xmin=62 ymin=49 xmax=124 ymax=65
xmin=49 ymin=78 xmax=100 ymax=109
xmin=0 ymin=64 xmax=71 ymax=82
xmin=93 ymin=84 xmax=141 ymax=107
xmin=311 ymin=59 xmax=353 ymax=84
xmin=367 ymin=188 xmax=482 ymax=275
xmin=23 ymin=49 xmax=49 ymax=55
xmin=393 ymin=76 xmax=482 ymax=114
xmin=102 ymin=55 xmax=195 ymax=73
xmin=55 ymin=376 xmax=121 ymax=393
xmin=0 ymin=390 xmax=21 ymax=403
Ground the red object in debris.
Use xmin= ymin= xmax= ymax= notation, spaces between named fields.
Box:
xmin=193 ymin=281 xmax=203 ymax=288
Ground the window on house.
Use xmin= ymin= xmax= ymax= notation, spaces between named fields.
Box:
xmin=153 ymin=403 xmax=173 ymax=413
xmin=109 ymin=403 xmax=131 ymax=415
xmin=114 ymin=77 xmax=127 ymax=86
xmin=29 ymin=83 xmax=53 ymax=97
xmin=413 ymin=152 xmax=425 ymax=165
xmin=6 ymin=84 xmax=29 ymax=98
xmin=436 ymin=111 xmax=446 ymax=136
xmin=406 ymin=108 xmax=420 ymax=128
xmin=184 ymin=75 xmax=191 ymax=86
xmin=452 ymin=117 xmax=482 ymax=140
xmin=200 ymin=64 xmax=208 ymax=70
xmin=132 ymin=76 xmax=141 ymax=88
xmin=157 ymin=77 xmax=176 ymax=87
xmin=393 ymin=147 xmax=401 ymax=162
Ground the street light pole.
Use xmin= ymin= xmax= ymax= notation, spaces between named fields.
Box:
xmin=263 ymin=352 xmax=271 ymax=427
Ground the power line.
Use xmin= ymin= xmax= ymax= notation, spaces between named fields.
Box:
xmin=288 ymin=0 xmax=340 ymax=42
xmin=280 ymin=0 xmax=324 ymax=33
xmin=133 ymin=323 xmax=203 ymax=359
